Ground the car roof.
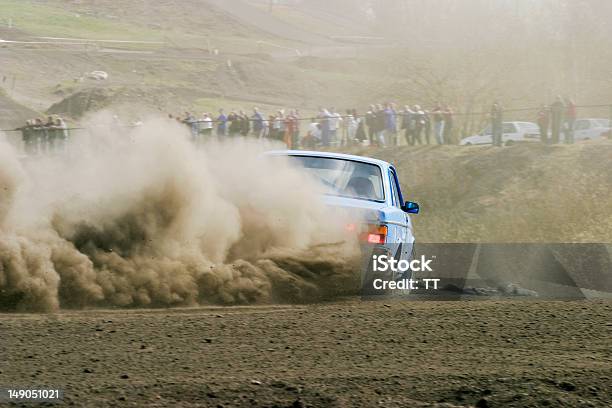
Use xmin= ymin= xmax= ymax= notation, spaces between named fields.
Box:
xmin=265 ymin=150 xmax=391 ymax=168
xmin=507 ymin=121 xmax=538 ymax=126
xmin=485 ymin=121 xmax=537 ymax=126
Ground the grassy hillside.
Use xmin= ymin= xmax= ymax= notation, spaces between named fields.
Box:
xmin=0 ymin=0 xmax=384 ymax=123
xmin=355 ymin=142 xmax=612 ymax=243
xmin=0 ymin=0 xmax=349 ymax=48
xmin=0 ymin=0 xmax=164 ymax=41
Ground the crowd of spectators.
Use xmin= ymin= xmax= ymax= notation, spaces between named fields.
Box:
xmin=171 ymin=102 xmax=457 ymax=150
xmin=536 ymin=96 xmax=577 ymax=144
xmin=302 ymin=103 xmax=455 ymax=148
xmin=486 ymin=96 xmax=579 ymax=146
xmin=13 ymin=97 xmax=597 ymax=156
xmin=18 ymin=115 xmax=69 ymax=155
xmin=171 ymin=108 xmax=303 ymax=148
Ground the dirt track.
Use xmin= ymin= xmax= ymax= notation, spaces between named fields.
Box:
xmin=1 ymin=299 xmax=611 ymax=407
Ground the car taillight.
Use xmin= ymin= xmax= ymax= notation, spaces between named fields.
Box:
xmin=362 ymin=225 xmax=388 ymax=244
xmin=345 ymin=223 xmax=388 ymax=244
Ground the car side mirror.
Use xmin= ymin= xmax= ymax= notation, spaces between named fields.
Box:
xmin=403 ymin=201 xmax=420 ymax=214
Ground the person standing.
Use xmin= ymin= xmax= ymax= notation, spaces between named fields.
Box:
xmin=303 ymin=119 xmax=321 ymax=149
xmin=354 ymin=109 xmax=367 ymax=145
xmin=412 ymin=105 xmax=425 ymax=145
xmin=183 ymin=112 xmax=198 ymax=141
xmin=33 ymin=118 xmax=46 ymax=154
xmin=274 ymin=110 xmax=286 ymax=142
xmin=329 ymin=107 xmax=342 ymax=146
xmin=291 ymin=109 xmax=300 ymax=149
xmin=216 ymin=109 xmax=227 ymax=138
xmin=345 ymin=109 xmax=358 ymax=146
xmin=550 ymin=96 xmax=565 ymax=144
xmin=20 ymin=120 xmax=35 ymax=155
xmin=432 ymin=103 xmax=445 ymax=145
xmin=319 ymin=108 xmax=331 ymax=147
xmin=384 ymin=103 xmax=398 ymax=146
xmin=45 ymin=116 xmax=57 ymax=152
xmin=442 ymin=106 xmax=454 ymax=144
xmin=228 ymin=111 xmax=241 ymax=137
xmin=285 ymin=110 xmax=298 ymax=149
xmin=375 ymin=104 xmax=386 ymax=147
xmin=55 ymin=116 xmax=68 ymax=152
xmin=341 ymin=109 xmax=350 ymax=146
xmin=239 ymin=110 xmax=250 ymax=137
xmin=252 ymin=107 xmax=265 ymax=139
xmin=423 ymin=110 xmax=432 ymax=145
xmin=267 ymin=113 xmax=276 ymax=140
xmin=564 ymin=98 xmax=576 ymax=144
xmin=490 ymin=102 xmax=503 ymax=147
xmin=200 ymin=113 xmax=213 ymax=140
xmin=365 ymin=105 xmax=376 ymax=146
xmin=537 ymin=105 xmax=550 ymax=144
xmin=401 ymin=105 xmax=414 ymax=145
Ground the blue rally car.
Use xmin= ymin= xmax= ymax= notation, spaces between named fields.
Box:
xmin=268 ymin=150 xmax=419 ymax=283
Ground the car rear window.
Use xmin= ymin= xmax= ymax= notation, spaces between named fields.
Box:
xmin=287 ymin=156 xmax=385 ymax=202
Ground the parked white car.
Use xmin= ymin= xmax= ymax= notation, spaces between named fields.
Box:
xmin=572 ymin=118 xmax=610 ymax=141
xmin=460 ymin=122 xmax=540 ymax=146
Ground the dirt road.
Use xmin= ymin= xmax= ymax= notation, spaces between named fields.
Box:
xmin=1 ymin=299 xmax=611 ymax=407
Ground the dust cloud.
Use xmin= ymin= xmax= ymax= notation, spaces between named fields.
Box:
xmin=0 ymin=115 xmax=361 ymax=312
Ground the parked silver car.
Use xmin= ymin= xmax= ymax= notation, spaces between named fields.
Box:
xmin=460 ymin=121 xmax=540 ymax=146
xmin=571 ymin=118 xmax=611 ymax=141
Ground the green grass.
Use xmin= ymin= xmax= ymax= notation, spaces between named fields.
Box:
xmin=0 ymin=1 xmax=300 ymax=52
xmin=0 ymin=0 xmax=164 ymax=41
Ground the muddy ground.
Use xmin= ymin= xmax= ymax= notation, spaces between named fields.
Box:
xmin=1 ymin=299 xmax=611 ymax=407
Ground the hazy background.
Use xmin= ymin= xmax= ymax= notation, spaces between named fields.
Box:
xmin=2 ymin=0 xmax=612 ymax=135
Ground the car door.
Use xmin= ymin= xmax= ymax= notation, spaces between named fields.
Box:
xmin=478 ymin=125 xmax=493 ymax=144
xmin=585 ymin=119 xmax=605 ymax=139
xmin=501 ymin=123 xmax=519 ymax=142
xmin=573 ymin=120 xmax=590 ymax=140
xmin=388 ymin=167 xmax=412 ymax=262
xmin=519 ymin=122 xmax=540 ymax=141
